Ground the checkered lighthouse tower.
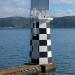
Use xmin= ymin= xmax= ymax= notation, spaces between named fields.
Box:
xmin=30 ymin=0 xmax=53 ymax=65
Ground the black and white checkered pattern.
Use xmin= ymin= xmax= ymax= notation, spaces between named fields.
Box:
xmin=30 ymin=21 xmax=52 ymax=65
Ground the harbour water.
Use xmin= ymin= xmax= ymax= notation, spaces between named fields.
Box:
xmin=0 ymin=28 xmax=75 ymax=75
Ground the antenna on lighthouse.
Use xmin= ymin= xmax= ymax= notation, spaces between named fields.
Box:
xmin=30 ymin=8 xmax=38 ymax=36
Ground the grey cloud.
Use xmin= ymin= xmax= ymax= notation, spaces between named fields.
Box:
xmin=0 ymin=0 xmax=30 ymax=8
xmin=0 ymin=7 xmax=30 ymax=18
xmin=50 ymin=10 xmax=75 ymax=17
xmin=0 ymin=0 xmax=31 ymax=17
xmin=49 ymin=0 xmax=75 ymax=4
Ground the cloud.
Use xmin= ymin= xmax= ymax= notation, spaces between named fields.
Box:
xmin=1 ymin=0 xmax=75 ymax=18
xmin=0 ymin=0 xmax=31 ymax=18
xmin=0 ymin=0 xmax=30 ymax=8
xmin=49 ymin=0 xmax=75 ymax=17
xmin=0 ymin=7 xmax=30 ymax=18
xmin=49 ymin=0 xmax=75 ymax=4
xmin=50 ymin=10 xmax=75 ymax=17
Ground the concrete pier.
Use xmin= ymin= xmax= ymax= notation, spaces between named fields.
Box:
xmin=0 ymin=64 xmax=56 ymax=75
xmin=0 ymin=65 xmax=41 ymax=75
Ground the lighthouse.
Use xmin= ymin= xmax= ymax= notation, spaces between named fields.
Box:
xmin=30 ymin=0 xmax=53 ymax=65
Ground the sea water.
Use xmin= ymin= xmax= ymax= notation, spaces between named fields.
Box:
xmin=0 ymin=28 xmax=75 ymax=75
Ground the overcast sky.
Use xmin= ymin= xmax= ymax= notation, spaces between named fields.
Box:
xmin=0 ymin=0 xmax=75 ymax=17
xmin=0 ymin=0 xmax=31 ymax=18
xmin=50 ymin=0 xmax=75 ymax=17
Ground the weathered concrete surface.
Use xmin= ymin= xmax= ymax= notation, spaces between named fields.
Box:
xmin=45 ymin=64 xmax=56 ymax=72
xmin=0 ymin=64 xmax=56 ymax=75
xmin=0 ymin=65 xmax=41 ymax=75
xmin=40 ymin=64 xmax=56 ymax=73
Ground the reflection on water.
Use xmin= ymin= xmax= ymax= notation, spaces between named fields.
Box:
xmin=39 ymin=72 xmax=55 ymax=75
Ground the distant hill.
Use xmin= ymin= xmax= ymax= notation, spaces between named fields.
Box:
xmin=0 ymin=17 xmax=31 ymax=28
xmin=51 ymin=16 xmax=75 ymax=28
xmin=0 ymin=16 xmax=75 ymax=28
